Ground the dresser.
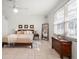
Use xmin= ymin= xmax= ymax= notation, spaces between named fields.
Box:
xmin=52 ymin=36 xmax=72 ymax=59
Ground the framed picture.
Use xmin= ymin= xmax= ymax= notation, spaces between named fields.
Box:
xmin=30 ymin=25 xmax=34 ymax=28
xmin=18 ymin=25 xmax=23 ymax=28
xmin=24 ymin=25 xmax=28 ymax=28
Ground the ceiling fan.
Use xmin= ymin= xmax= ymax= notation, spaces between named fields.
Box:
xmin=7 ymin=0 xmax=28 ymax=13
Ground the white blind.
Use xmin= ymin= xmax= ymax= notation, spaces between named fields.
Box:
xmin=53 ymin=0 xmax=77 ymax=38
xmin=54 ymin=7 xmax=64 ymax=24
xmin=54 ymin=7 xmax=64 ymax=35
xmin=67 ymin=0 xmax=77 ymax=21
xmin=66 ymin=0 xmax=77 ymax=38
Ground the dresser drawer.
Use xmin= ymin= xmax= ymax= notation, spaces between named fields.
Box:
xmin=62 ymin=42 xmax=72 ymax=56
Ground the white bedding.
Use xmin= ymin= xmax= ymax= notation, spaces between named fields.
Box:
xmin=8 ymin=34 xmax=34 ymax=43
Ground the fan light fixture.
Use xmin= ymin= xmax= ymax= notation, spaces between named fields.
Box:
xmin=13 ymin=8 xmax=18 ymax=13
xmin=8 ymin=0 xmax=28 ymax=13
xmin=12 ymin=0 xmax=18 ymax=13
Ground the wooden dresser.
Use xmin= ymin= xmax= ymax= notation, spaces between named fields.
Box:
xmin=52 ymin=36 xmax=72 ymax=59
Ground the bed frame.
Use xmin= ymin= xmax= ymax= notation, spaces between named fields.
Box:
xmin=2 ymin=39 xmax=33 ymax=48
xmin=3 ymin=29 xmax=34 ymax=48
xmin=16 ymin=29 xmax=34 ymax=34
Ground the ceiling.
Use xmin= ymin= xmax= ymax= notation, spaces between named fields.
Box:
xmin=2 ymin=0 xmax=69 ymax=16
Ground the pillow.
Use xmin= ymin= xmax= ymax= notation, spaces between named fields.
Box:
xmin=17 ymin=31 xmax=24 ymax=34
xmin=24 ymin=31 xmax=27 ymax=34
xmin=27 ymin=31 xmax=32 ymax=34
xmin=26 ymin=31 xmax=29 ymax=34
xmin=17 ymin=31 xmax=21 ymax=34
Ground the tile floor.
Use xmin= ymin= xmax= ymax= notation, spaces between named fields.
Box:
xmin=2 ymin=40 xmax=66 ymax=59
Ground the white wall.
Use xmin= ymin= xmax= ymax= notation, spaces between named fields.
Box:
xmin=7 ymin=15 xmax=46 ymax=39
xmin=46 ymin=13 xmax=54 ymax=45
xmin=2 ymin=0 xmax=47 ymax=37
xmin=2 ymin=16 xmax=8 ymax=36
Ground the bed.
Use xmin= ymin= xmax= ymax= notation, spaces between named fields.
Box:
xmin=2 ymin=30 xmax=34 ymax=48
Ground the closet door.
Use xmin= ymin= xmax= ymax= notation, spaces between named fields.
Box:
xmin=41 ymin=23 xmax=49 ymax=40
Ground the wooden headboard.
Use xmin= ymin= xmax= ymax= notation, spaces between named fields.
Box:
xmin=16 ymin=29 xmax=34 ymax=34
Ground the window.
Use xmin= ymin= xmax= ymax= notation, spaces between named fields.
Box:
xmin=66 ymin=0 xmax=77 ymax=38
xmin=54 ymin=7 xmax=64 ymax=24
xmin=53 ymin=0 xmax=77 ymax=39
xmin=54 ymin=7 xmax=64 ymax=35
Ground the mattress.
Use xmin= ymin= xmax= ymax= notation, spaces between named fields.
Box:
xmin=8 ymin=34 xmax=33 ymax=43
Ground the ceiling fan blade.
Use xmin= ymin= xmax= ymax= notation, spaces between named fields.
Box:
xmin=16 ymin=6 xmax=28 ymax=9
xmin=7 ymin=0 xmax=28 ymax=10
